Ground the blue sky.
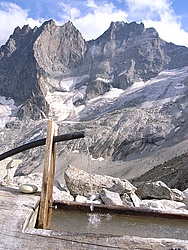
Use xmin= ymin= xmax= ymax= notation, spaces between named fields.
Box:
xmin=0 ymin=0 xmax=188 ymax=47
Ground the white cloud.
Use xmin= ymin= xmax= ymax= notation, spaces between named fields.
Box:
xmin=56 ymin=0 xmax=188 ymax=46
xmin=58 ymin=3 xmax=81 ymax=21
xmin=0 ymin=2 xmax=42 ymax=46
xmin=125 ymin=0 xmax=188 ymax=47
xmin=143 ymin=19 xmax=188 ymax=47
xmin=0 ymin=0 xmax=188 ymax=47
xmin=58 ymin=1 xmax=128 ymax=40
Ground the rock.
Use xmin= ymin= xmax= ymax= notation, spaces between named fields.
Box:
xmin=136 ymin=181 xmax=184 ymax=201
xmin=182 ymin=188 xmax=188 ymax=208
xmin=171 ymin=188 xmax=185 ymax=201
xmin=121 ymin=193 xmax=134 ymax=207
xmin=0 ymin=158 xmax=22 ymax=186
xmin=100 ymin=188 xmax=123 ymax=206
xmin=53 ymin=186 xmax=74 ymax=201
xmin=19 ymin=184 xmax=38 ymax=193
xmin=140 ymin=199 xmax=188 ymax=213
xmin=64 ymin=165 xmax=136 ymax=197
xmin=75 ymin=195 xmax=88 ymax=203
xmin=0 ymin=158 xmax=11 ymax=185
xmin=75 ymin=195 xmax=102 ymax=204
xmin=130 ymin=192 xmax=141 ymax=207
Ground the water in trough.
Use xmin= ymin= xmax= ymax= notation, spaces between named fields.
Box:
xmin=48 ymin=137 xmax=188 ymax=240
xmin=48 ymin=209 xmax=188 ymax=240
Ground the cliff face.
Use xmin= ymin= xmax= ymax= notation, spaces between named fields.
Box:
xmin=0 ymin=20 xmax=188 ymax=120
xmin=0 ymin=20 xmax=87 ymax=119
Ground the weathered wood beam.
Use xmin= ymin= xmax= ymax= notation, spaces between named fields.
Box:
xmin=37 ymin=120 xmax=57 ymax=229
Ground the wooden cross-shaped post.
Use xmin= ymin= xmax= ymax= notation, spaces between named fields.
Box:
xmin=37 ymin=120 xmax=58 ymax=229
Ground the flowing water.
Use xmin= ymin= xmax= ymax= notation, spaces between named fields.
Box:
xmin=48 ymin=209 xmax=188 ymax=240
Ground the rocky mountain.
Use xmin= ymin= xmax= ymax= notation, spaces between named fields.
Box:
xmin=0 ymin=20 xmax=188 ymax=188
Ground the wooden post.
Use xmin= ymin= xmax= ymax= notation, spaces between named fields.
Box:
xmin=37 ymin=120 xmax=58 ymax=229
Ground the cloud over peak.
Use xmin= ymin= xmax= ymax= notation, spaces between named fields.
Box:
xmin=0 ymin=0 xmax=187 ymax=47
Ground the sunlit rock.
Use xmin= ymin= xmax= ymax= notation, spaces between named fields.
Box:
xmin=0 ymin=158 xmax=22 ymax=186
xmin=130 ymin=192 xmax=141 ymax=207
xmin=53 ymin=186 xmax=74 ymax=201
xmin=64 ymin=165 xmax=136 ymax=197
xmin=100 ymin=188 xmax=123 ymax=206
xmin=140 ymin=199 xmax=188 ymax=214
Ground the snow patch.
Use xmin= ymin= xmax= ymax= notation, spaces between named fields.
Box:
xmin=88 ymin=88 xmax=124 ymax=104
xmin=96 ymin=76 xmax=114 ymax=83
xmin=0 ymin=96 xmax=21 ymax=128
xmin=140 ymin=96 xmax=184 ymax=109
xmin=45 ymin=91 xmax=85 ymax=122
xmin=91 ymin=156 xmax=104 ymax=162
xmin=60 ymin=75 xmax=88 ymax=91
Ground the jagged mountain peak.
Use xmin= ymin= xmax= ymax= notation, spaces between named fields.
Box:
xmin=95 ymin=21 xmax=151 ymax=44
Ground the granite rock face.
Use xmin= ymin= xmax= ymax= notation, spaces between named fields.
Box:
xmin=0 ymin=20 xmax=87 ymax=119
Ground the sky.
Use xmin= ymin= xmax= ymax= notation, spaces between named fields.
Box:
xmin=0 ymin=0 xmax=188 ymax=47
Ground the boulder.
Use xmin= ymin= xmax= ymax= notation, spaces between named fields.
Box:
xmin=136 ymin=181 xmax=184 ymax=201
xmin=75 ymin=195 xmax=88 ymax=203
xmin=100 ymin=188 xmax=123 ymax=206
xmin=64 ymin=165 xmax=136 ymax=197
xmin=130 ymin=192 xmax=141 ymax=207
xmin=140 ymin=199 xmax=188 ymax=213
xmin=182 ymin=188 xmax=188 ymax=208
xmin=121 ymin=193 xmax=134 ymax=207
xmin=53 ymin=186 xmax=74 ymax=201
xmin=171 ymin=188 xmax=185 ymax=201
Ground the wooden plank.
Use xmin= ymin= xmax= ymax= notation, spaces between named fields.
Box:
xmin=37 ymin=120 xmax=57 ymax=229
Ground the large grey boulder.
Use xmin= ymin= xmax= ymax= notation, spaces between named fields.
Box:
xmin=64 ymin=165 xmax=136 ymax=197
xmin=136 ymin=181 xmax=185 ymax=201
xmin=100 ymin=188 xmax=123 ymax=206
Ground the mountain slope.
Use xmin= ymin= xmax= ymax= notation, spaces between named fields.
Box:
xmin=0 ymin=20 xmax=188 ymax=187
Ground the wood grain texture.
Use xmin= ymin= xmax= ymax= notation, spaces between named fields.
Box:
xmin=37 ymin=120 xmax=57 ymax=229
